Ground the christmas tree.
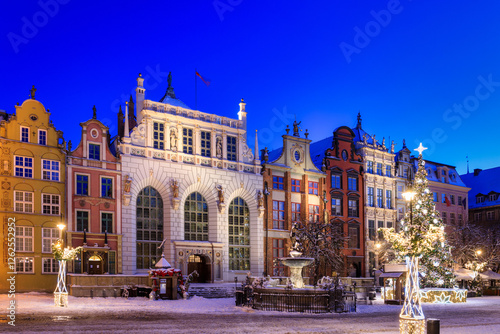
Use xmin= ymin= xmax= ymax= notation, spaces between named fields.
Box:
xmin=383 ymin=145 xmax=455 ymax=287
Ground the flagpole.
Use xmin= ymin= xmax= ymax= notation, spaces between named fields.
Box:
xmin=195 ymin=68 xmax=198 ymax=110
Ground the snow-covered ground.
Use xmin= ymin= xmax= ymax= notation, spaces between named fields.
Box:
xmin=2 ymin=293 xmax=500 ymax=333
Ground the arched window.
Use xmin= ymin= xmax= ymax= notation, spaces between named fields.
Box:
xmin=184 ymin=192 xmax=208 ymax=241
xmin=228 ymin=197 xmax=250 ymax=270
xmin=136 ymin=186 xmax=163 ymax=269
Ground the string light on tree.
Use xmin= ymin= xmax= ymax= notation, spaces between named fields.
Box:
xmin=382 ymin=143 xmax=455 ymax=334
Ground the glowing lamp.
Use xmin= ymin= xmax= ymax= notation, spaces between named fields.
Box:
xmin=402 ymin=191 xmax=416 ymax=202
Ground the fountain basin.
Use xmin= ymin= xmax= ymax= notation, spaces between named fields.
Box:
xmin=280 ymin=257 xmax=314 ymax=288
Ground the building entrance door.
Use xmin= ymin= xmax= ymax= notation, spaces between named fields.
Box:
xmin=188 ymin=255 xmax=210 ymax=283
xmin=88 ymin=255 xmax=103 ymax=274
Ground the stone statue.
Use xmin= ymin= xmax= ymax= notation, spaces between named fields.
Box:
xmin=382 ymin=137 xmax=386 ymax=148
xmin=293 ymin=120 xmax=301 ymax=136
xmin=372 ymin=134 xmax=376 ymax=146
xmin=216 ymin=185 xmax=224 ymax=204
xmin=171 ymin=179 xmax=179 ymax=198
xmin=391 ymin=140 xmax=395 ymax=153
xmin=170 ymin=129 xmax=177 ymax=150
xmin=124 ymin=175 xmax=132 ymax=193
xmin=363 ymin=133 xmax=368 ymax=145
xmin=67 ymin=140 xmax=72 ymax=152
xmin=30 ymin=85 xmax=36 ymax=99
xmin=216 ymin=137 xmax=222 ymax=158
xmin=257 ymin=190 xmax=264 ymax=208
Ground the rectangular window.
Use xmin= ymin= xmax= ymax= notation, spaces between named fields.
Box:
xmin=450 ymin=195 xmax=455 ymax=205
xmin=42 ymin=228 xmax=59 ymax=253
xmin=76 ymin=211 xmax=89 ymax=232
xmin=101 ymin=177 xmax=113 ymax=198
xmin=16 ymin=226 xmax=33 ymax=252
xmin=227 ymin=135 xmax=237 ymax=161
xmin=377 ymin=163 xmax=383 ymax=175
xmin=201 ymin=131 xmax=211 ymax=157
xmin=487 ymin=211 xmax=495 ymax=221
xmin=386 ymin=190 xmax=392 ymax=209
xmin=272 ymin=201 xmax=285 ymax=229
xmin=385 ymin=165 xmax=391 ymax=177
xmin=42 ymin=194 xmax=60 ymax=215
xmin=182 ymin=128 xmax=193 ymax=154
xmin=368 ymin=220 xmax=375 ymax=241
xmin=15 ymin=191 xmax=33 ymax=213
xmin=348 ymin=225 xmax=360 ymax=249
xmin=450 ymin=213 xmax=456 ymax=224
xmin=368 ymin=187 xmax=374 ymax=207
xmin=16 ymin=229 xmax=32 ymax=256
xmin=367 ymin=161 xmax=373 ymax=174
xmin=21 ymin=126 xmax=29 ymax=142
xmin=348 ymin=198 xmax=358 ymax=217
xmin=308 ymin=205 xmax=320 ymax=222
xmin=38 ymin=129 xmax=47 ymax=145
xmin=291 ymin=179 xmax=301 ymax=192
xmin=42 ymin=258 xmax=59 ymax=273
xmin=272 ymin=239 xmax=285 ymax=276
xmin=442 ymin=194 xmax=446 ymax=203
xmin=89 ymin=143 xmax=100 ymax=160
xmin=397 ymin=185 xmax=403 ymax=199
xmin=101 ymin=212 xmax=113 ymax=233
xmin=347 ymin=176 xmax=357 ymax=191
xmin=272 ymin=176 xmax=284 ymax=190
xmin=42 ymin=159 xmax=60 ymax=181
xmin=398 ymin=207 xmax=404 ymax=220
xmin=331 ymin=197 xmax=342 ymax=216
xmin=16 ymin=257 xmax=34 ymax=273
xmin=331 ymin=174 xmax=341 ymax=189
xmin=377 ymin=188 xmax=383 ymax=208
xmin=308 ymin=181 xmax=318 ymax=195
xmin=377 ymin=221 xmax=384 ymax=240
xmin=15 ymin=156 xmax=33 ymax=178
xmin=291 ymin=202 xmax=301 ymax=222
xmin=387 ymin=221 xmax=393 ymax=229
xmin=433 ymin=192 xmax=438 ymax=202
xmin=153 ymin=122 xmax=164 ymax=150
xmin=458 ymin=196 xmax=462 ymax=205
xmin=442 ymin=212 xmax=447 ymax=224
xmin=76 ymin=174 xmax=89 ymax=195
xmin=474 ymin=212 xmax=482 ymax=222
xmin=458 ymin=214 xmax=463 ymax=225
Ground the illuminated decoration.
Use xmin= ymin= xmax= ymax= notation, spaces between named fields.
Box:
xmin=52 ymin=239 xmax=82 ymax=307
xmin=382 ymin=144 xmax=455 ymax=334
xmin=419 ymin=289 xmax=467 ymax=303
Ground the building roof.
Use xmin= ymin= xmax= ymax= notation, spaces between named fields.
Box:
xmin=419 ymin=159 xmax=466 ymax=187
xmin=309 ymin=136 xmax=333 ymax=170
xmin=461 ymin=166 xmax=500 ymax=208
xmin=161 ymin=96 xmax=191 ymax=110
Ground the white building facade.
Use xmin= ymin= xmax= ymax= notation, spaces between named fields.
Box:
xmin=118 ymin=74 xmax=264 ymax=282
xmin=352 ymin=115 xmax=397 ymax=277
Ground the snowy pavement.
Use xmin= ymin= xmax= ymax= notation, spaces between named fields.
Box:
xmin=1 ymin=293 xmax=500 ymax=333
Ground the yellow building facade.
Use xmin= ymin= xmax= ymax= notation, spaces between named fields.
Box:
xmin=0 ymin=91 xmax=66 ymax=292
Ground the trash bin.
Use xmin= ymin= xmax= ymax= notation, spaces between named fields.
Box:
xmin=427 ymin=318 xmax=440 ymax=334
xmin=235 ymin=290 xmax=244 ymax=306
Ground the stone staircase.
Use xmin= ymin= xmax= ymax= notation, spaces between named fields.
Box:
xmin=188 ymin=283 xmax=236 ymax=298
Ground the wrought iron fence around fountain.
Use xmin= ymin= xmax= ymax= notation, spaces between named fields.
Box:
xmin=237 ymin=287 xmax=356 ymax=313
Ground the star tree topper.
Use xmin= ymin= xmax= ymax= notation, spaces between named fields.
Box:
xmin=414 ymin=143 xmax=428 ymax=156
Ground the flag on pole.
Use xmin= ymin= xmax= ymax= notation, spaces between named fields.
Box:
xmin=445 ymin=195 xmax=451 ymax=207
xmin=195 ymin=71 xmax=211 ymax=86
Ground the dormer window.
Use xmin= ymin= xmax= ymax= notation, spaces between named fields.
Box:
xmin=477 ymin=196 xmax=485 ymax=204
xmin=489 ymin=194 xmax=498 ymax=202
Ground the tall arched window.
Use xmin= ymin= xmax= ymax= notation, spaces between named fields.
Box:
xmin=184 ymin=192 xmax=208 ymax=241
xmin=228 ymin=197 xmax=250 ymax=270
xmin=136 ymin=186 xmax=163 ymax=269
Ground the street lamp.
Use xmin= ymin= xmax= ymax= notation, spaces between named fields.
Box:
xmin=57 ymin=223 xmax=65 ymax=240
xmin=476 ymin=250 xmax=482 ymax=256
xmin=54 ymin=223 xmax=67 ymax=307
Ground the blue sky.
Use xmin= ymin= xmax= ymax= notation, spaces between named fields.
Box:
xmin=2 ymin=0 xmax=500 ymax=174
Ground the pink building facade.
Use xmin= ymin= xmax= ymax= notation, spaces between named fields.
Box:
xmin=66 ymin=113 xmax=122 ymax=275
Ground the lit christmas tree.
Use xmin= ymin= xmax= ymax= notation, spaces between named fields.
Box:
xmin=382 ymin=144 xmax=454 ymax=333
